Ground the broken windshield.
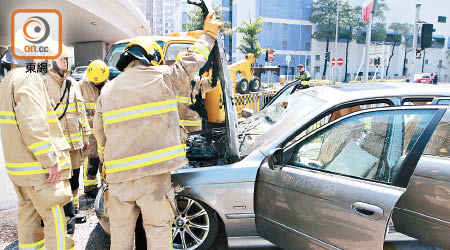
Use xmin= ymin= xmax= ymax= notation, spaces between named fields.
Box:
xmin=239 ymin=90 xmax=328 ymax=154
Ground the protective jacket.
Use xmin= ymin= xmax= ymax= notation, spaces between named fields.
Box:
xmin=79 ymin=78 xmax=104 ymax=157
xmin=94 ymin=34 xmax=215 ymax=183
xmin=43 ymin=70 xmax=91 ymax=151
xmin=296 ymin=70 xmax=311 ymax=81
xmin=177 ymin=76 xmax=213 ymax=133
xmin=0 ymin=67 xmax=72 ymax=186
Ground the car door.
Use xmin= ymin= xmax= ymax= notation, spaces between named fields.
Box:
xmin=392 ymin=108 xmax=450 ymax=249
xmin=254 ymin=106 xmax=446 ymax=250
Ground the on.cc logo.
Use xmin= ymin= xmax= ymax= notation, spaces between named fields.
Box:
xmin=23 ymin=16 xmax=50 ymax=44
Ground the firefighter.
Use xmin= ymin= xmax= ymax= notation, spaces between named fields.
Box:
xmin=175 ymin=51 xmax=213 ymax=137
xmin=0 ymin=47 xmax=75 ymax=250
xmin=93 ymin=12 xmax=223 ymax=249
xmin=80 ymin=60 xmax=109 ymax=198
xmin=42 ymin=45 xmax=91 ymax=220
xmin=295 ymin=64 xmax=311 ymax=82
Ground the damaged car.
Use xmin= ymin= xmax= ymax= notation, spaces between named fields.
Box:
xmin=96 ymin=80 xmax=450 ymax=250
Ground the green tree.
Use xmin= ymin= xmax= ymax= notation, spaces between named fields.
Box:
xmin=400 ymin=24 xmax=414 ymax=76
xmin=236 ymin=17 xmax=265 ymax=58
xmin=310 ymin=0 xmax=341 ymax=78
xmin=311 ymin=0 xmax=388 ymax=78
xmin=182 ymin=6 xmax=232 ymax=33
xmin=339 ymin=4 xmax=364 ymax=82
xmin=385 ymin=22 xmax=409 ymax=76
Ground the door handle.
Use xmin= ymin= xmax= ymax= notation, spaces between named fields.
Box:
xmin=352 ymin=202 xmax=384 ymax=220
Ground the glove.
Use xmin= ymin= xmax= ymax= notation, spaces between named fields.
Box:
xmin=203 ymin=12 xmax=224 ymax=40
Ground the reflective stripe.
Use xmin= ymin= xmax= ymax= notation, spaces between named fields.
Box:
xmin=51 ymin=205 xmax=65 ymax=250
xmin=19 ymin=239 xmax=45 ymax=250
xmin=176 ymin=96 xmax=196 ymax=105
xmin=97 ymin=144 xmax=104 ymax=155
xmin=77 ymin=102 xmax=85 ymax=111
xmin=0 ymin=111 xmax=18 ymax=124
xmin=169 ymin=221 xmax=173 ymax=250
xmin=180 ymin=119 xmax=201 ymax=127
xmin=190 ymin=44 xmax=210 ymax=59
xmin=28 ymin=140 xmax=53 ymax=156
xmin=65 ymin=132 xmax=82 ymax=143
xmin=104 ymin=144 xmax=186 ymax=174
xmin=54 ymin=103 xmax=76 ymax=115
xmin=81 ymin=119 xmax=89 ymax=128
xmin=46 ymin=111 xmax=58 ymax=124
xmin=103 ymin=99 xmax=178 ymax=126
xmin=6 ymin=159 xmax=71 ymax=175
xmin=85 ymin=102 xmax=96 ymax=110
xmin=83 ymin=157 xmax=98 ymax=186
xmin=73 ymin=196 xmax=79 ymax=205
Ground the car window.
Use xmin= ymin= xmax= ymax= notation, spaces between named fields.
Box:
xmin=75 ymin=67 xmax=86 ymax=73
xmin=285 ymin=102 xmax=391 ymax=148
xmin=402 ymin=98 xmax=433 ymax=105
xmin=436 ymin=99 xmax=450 ymax=105
xmin=105 ymin=43 xmax=127 ymax=70
xmin=423 ymin=112 xmax=450 ymax=158
xmin=287 ymin=109 xmax=437 ymax=184
xmin=164 ymin=43 xmax=193 ymax=65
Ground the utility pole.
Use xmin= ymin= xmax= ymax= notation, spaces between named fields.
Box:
xmin=334 ymin=1 xmax=340 ymax=82
xmin=409 ymin=4 xmax=421 ymax=81
xmin=363 ymin=0 xmax=377 ymax=83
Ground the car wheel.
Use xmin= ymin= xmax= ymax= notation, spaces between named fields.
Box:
xmin=236 ymin=78 xmax=249 ymax=94
xmin=172 ymin=197 xmax=219 ymax=250
xmin=249 ymin=77 xmax=261 ymax=92
xmin=134 ymin=196 xmax=219 ymax=250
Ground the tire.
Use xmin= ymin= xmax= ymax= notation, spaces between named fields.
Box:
xmin=249 ymin=76 xmax=261 ymax=92
xmin=135 ymin=196 xmax=219 ymax=250
xmin=236 ymin=78 xmax=249 ymax=94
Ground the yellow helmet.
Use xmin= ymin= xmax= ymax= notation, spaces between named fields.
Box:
xmin=175 ymin=50 xmax=187 ymax=62
xmin=87 ymin=60 xmax=109 ymax=84
xmin=117 ymin=39 xmax=162 ymax=71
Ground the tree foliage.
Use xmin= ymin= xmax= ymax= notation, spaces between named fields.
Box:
xmin=236 ymin=17 xmax=265 ymax=58
xmin=182 ymin=6 xmax=232 ymax=33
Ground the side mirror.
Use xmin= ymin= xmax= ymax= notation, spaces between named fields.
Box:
xmin=268 ymin=148 xmax=284 ymax=170
xmin=241 ymin=108 xmax=254 ymax=118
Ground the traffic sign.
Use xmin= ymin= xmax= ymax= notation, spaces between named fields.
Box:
xmin=268 ymin=50 xmax=274 ymax=61
xmin=285 ymin=55 xmax=291 ymax=65
xmin=337 ymin=58 xmax=344 ymax=66
xmin=331 ymin=58 xmax=336 ymax=66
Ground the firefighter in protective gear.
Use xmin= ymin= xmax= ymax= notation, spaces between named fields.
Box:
xmin=295 ymin=64 xmax=311 ymax=81
xmin=42 ymin=45 xmax=91 ymax=217
xmin=0 ymin=47 xmax=75 ymax=250
xmin=175 ymin=51 xmax=213 ymax=136
xmin=80 ymin=60 xmax=109 ymax=198
xmin=93 ymin=12 xmax=223 ymax=250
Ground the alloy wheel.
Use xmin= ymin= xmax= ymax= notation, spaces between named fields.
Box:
xmin=172 ymin=197 xmax=210 ymax=250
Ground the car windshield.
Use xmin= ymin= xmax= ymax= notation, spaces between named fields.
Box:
xmin=105 ymin=41 xmax=165 ymax=70
xmin=105 ymin=43 xmax=127 ymax=70
xmin=240 ymin=89 xmax=327 ymax=148
xmin=75 ymin=66 xmax=86 ymax=73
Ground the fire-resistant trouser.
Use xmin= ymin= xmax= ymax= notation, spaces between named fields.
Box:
xmin=13 ymin=180 xmax=75 ymax=250
xmin=69 ymin=149 xmax=82 ymax=210
xmin=107 ymin=173 xmax=176 ymax=250
xmin=83 ymin=156 xmax=102 ymax=193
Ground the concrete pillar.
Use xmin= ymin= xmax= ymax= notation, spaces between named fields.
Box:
xmin=74 ymin=41 xmax=107 ymax=66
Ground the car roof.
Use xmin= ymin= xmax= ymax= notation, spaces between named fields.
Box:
xmin=303 ymin=82 xmax=450 ymax=105
xmin=114 ymin=35 xmax=198 ymax=45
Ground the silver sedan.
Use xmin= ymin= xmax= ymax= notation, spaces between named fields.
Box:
xmin=96 ymin=83 xmax=450 ymax=250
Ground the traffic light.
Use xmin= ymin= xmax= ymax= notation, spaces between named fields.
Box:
xmin=374 ymin=57 xmax=381 ymax=66
xmin=265 ymin=50 xmax=269 ymax=62
xmin=421 ymin=23 xmax=434 ymax=49
xmin=325 ymin=52 xmax=330 ymax=62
